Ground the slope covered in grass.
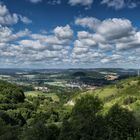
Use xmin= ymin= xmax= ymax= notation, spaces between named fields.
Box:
xmin=24 ymin=91 xmax=60 ymax=102
xmin=67 ymin=77 xmax=140 ymax=119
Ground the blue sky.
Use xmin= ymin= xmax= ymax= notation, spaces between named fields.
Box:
xmin=0 ymin=0 xmax=140 ymax=68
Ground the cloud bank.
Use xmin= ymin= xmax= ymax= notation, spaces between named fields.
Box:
xmin=101 ymin=0 xmax=138 ymax=10
xmin=0 ymin=3 xmax=140 ymax=68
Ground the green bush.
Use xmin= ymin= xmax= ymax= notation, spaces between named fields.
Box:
xmin=123 ymin=96 xmax=137 ymax=105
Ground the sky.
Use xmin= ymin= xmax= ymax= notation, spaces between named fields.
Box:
xmin=0 ymin=0 xmax=140 ymax=69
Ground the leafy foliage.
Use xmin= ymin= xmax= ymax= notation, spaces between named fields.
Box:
xmin=0 ymin=79 xmax=140 ymax=140
xmin=0 ymin=80 xmax=25 ymax=103
xmin=105 ymin=104 xmax=137 ymax=140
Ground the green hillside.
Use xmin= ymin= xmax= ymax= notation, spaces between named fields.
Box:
xmin=67 ymin=77 xmax=140 ymax=118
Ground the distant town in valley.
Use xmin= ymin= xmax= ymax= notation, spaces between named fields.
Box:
xmin=0 ymin=68 xmax=138 ymax=93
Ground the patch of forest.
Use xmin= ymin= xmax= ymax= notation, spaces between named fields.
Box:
xmin=0 ymin=79 xmax=140 ymax=140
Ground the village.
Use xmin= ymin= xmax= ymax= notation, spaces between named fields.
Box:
xmin=0 ymin=69 xmax=122 ymax=94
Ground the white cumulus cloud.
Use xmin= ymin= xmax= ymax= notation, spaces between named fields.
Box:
xmin=69 ymin=0 xmax=94 ymax=8
xmin=0 ymin=3 xmax=32 ymax=25
xmin=101 ymin=0 xmax=138 ymax=10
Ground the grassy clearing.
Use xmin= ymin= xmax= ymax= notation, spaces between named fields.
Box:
xmin=25 ymin=91 xmax=44 ymax=97
xmin=24 ymin=91 xmax=59 ymax=102
xmin=95 ymin=86 xmax=117 ymax=99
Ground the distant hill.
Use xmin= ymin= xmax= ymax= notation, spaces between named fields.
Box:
xmin=72 ymin=71 xmax=86 ymax=77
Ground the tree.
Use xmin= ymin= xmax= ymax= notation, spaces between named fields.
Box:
xmin=0 ymin=118 xmax=19 ymax=140
xmin=105 ymin=104 xmax=137 ymax=140
xmin=21 ymin=121 xmax=59 ymax=140
xmin=7 ymin=110 xmax=26 ymax=126
xmin=0 ymin=80 xmax=25 ymax=103
xmin=59 ymin=95 xmax=107 ymax=140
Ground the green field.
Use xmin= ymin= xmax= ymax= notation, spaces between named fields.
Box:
xmin=24 ymin=91 xmax=60 ymax=102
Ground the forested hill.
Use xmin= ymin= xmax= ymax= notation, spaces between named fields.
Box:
xmin=0 ymin=80 xmax=63 ymax=140
xmin=0 ymin=79 xmax=140 ymax=140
